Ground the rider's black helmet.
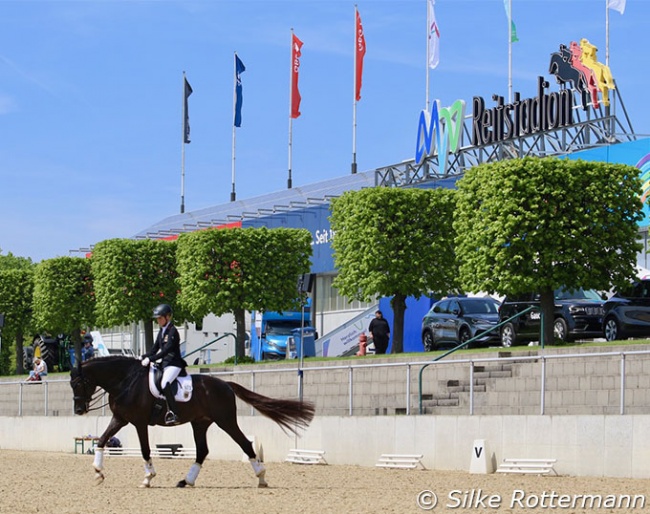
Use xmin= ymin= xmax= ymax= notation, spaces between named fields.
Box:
xmin=152 ymin=304 xmax=172 ymax=318
xmin=83 ymin=333 xmax=93 ymax=344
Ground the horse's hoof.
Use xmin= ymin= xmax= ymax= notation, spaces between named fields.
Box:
xmin=94 ymin=471 xmax=105 ymax=485
xmin=257 ymin=479 xmax=268 ymax=488
xmin=139 ymin=481 xmax=151 ymax=488
xmin=177 ymin=480 xmax=193 ymax=488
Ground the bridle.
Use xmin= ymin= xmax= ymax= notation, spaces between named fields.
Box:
xmin=71 ymin=374 xmax=108 ymax=412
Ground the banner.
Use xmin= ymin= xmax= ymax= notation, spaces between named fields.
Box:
xmin=234 ymin=54 xmax=245 ymax=127
xmin=183 ymin=77 xmax=193 ymax=143
xmin=355 ymin=8 xmax=366 ymax=101
xmin=607 ymin=0 xmax=626 ymax=14
xmin=428 ymin=0 xmax=440 ymax=69
xmin=291 ymin=33 xmax=303 ymax=119
xmin=503 ymin=0 xmax=519 ymax=43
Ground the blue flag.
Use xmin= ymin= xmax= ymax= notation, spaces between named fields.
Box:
xmin=234 ymin=54 xmax=246 ymax=127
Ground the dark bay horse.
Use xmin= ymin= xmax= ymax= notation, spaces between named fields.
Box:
xmin=70 ymin=355 xmax=315 ymax=488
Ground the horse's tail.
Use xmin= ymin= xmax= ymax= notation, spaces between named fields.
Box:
xmin=227 ymin=381 xmax=315 ymax=435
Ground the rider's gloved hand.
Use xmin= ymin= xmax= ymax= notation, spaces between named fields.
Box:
xmin=141 ymin=357 xmax=150 ymax=367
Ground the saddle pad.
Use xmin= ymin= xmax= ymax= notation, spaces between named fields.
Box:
xmin=148 ymin=368 xmax=193 ymax=402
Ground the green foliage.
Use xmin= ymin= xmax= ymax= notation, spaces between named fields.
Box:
xmin=32 ymin=257 xmax=95 ymax=335
xmin=0 ymin=251 xmax=33 ymax=271
xmin=92 ymin=238 xmax=180 ymax=327
xmin=454 ymin=157 xmax=643 ymax=295
xmin=0 ymin=269 xmax=34 ymax=374
xmin=176 ymin=227 xmax=312 ymax=319
xmin=176 ymin=227 xmax=312 ymax=358
xmin=223 ymin=354 xmax=255 ymax=365
xmin=330 ymin=187 xmax=458 ymax=300
xmin=330 ymin=187 xmax=458 ymax=352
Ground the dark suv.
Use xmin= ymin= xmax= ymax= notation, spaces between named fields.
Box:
xmin=498 ymin=288 xmax=605 ymax=346
xmin=603 ymin=279 xmax=650 ymax=341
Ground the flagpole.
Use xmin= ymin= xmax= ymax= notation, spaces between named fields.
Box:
xmin=231 ymin=53 xmax=237 ymax=202
xmin=508 ymin=0 xmax=513 ymax=103
xmin=288 ymin=29 xmax=294 ymax=190
xmin=425 ymin=0 xmax=430 ymax=112
xmin=180 ymin=71 xmax=187 ymax=214
xmin=352 ymin=6 xmax=359 ymax=175
xmin=606 ymin=0 xmax=610 ymax=67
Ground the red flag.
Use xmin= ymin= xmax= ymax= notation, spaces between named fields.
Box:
xmin=355 ymin=9 xmax=366 ymax=102
xmin=291 ymin=33 xmax=303 ymax=119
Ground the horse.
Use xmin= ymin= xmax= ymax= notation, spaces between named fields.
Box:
xmin=70 ymin=355 xmax=315 ymax=488
xmin=548 ymin=44 xmax=589 ymax=110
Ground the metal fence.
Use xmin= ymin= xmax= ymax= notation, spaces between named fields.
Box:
xmin=3 ymin=348 xmax=650 ymax=417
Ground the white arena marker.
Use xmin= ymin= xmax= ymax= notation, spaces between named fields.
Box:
xmin=469 ymin=439 xmax=494 ymax=474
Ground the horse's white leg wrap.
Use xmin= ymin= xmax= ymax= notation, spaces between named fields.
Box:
xmin=249 ymin=458 xmax=267 ymax=487
xmin=185 ymin=463 xmax=202 ymax=486
xmin=93 ymin=448 xmax=105 ymax=471
xmin=92 ymin=448 xmax=105 ymax=484
xmin=140 ymin=459 xmax=156 ymax=488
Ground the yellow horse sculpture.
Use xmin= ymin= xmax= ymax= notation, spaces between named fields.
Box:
xmin=579 ymin=38 xmax=615 ymax=107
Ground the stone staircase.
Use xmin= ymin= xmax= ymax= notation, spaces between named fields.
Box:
xmin=420 ymin=362 xmax=513 ymax=414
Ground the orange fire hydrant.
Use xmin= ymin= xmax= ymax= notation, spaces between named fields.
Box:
xmin=356 ymin=332 xmax=368 ymax=356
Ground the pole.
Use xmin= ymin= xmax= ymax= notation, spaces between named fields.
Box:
xmin=425 ymin=0 xmax=430 ymax=112
xmin=507 ymin=0 xmax=513 ymax=103
xmin=231 ymin=53 xmax=237 ymax=202
xmin=288 ymin=29 xmax=294 ymax=189
xmin=605 ymin=0 xmax=610 ymax=67
xmin=180 ymin=71 xmax=187 ymax=214
xmin=351 ymin=6 xmax=358 ymax=175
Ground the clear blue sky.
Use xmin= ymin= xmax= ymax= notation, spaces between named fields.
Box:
xmin=1 ymin=0 xmax=648 ymax=262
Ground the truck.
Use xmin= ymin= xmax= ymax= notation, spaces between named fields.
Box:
xmin=250 ymin=300 xmax=314 ymax=361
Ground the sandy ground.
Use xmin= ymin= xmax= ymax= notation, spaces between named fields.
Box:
xmin=1 ymin=450 xmax=649 ymax=514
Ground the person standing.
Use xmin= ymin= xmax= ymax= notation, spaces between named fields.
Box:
xmin=140 ymin=304 xmax=187 ymax=425
xmin=368 ymin=310 xmax=390 ymax=355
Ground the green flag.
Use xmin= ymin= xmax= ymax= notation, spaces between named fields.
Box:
xmin=503 ymin=1 xmax=519 ymax=43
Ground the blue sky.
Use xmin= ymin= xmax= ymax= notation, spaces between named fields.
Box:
xmin=0 ymin=0 xmax=648 ymax=262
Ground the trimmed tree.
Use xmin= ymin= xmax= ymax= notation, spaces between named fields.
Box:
xmin=32 ymin=257 xmax=95 ymax=367
xmin=91 ymin=238 xmax=180 ymax=353
xmin=454 ymin=157 xmax=643 ymax=346
xmin=330 ymin=187 xmax=458 ymax=353
xmin=176 ymin=227 xmax=312 ymax=359
xmin=0 ymin=269 xmax=34 ymax=375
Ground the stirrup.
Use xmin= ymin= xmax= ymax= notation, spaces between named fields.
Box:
xmin=165 ymin=411 xmax=179 ymax=425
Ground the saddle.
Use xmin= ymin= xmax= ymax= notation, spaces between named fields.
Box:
xmin=148 ymin=365 xmax=193 ymax=402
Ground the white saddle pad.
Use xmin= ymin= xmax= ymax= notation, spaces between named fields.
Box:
xmin=148 ymin=367 xmax=193 ymax=402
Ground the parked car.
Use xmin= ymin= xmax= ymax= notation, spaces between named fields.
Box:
xmin=421 ymin=296 xmax=501 ymax=351
xmin=603 ymin=279 xmax=650 ymax=341
xmin=498 ymin=288 xmax=605 ymax=347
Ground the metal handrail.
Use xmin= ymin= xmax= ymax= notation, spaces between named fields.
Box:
xmin=183 ymin=332 xmax=237 ymax=361
xmin=4 ymin=347 xmax=650 ymax=417
xmin=417 ymin=305 xmax=541 ymax=414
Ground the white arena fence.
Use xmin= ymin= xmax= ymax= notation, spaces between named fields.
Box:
xmin=3 ymin=348 xmax=650 ymax=418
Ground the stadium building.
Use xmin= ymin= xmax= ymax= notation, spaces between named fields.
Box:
xmin=109 ymin=38 xmax=650 ymax=359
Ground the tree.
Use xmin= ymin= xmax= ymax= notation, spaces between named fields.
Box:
xmin=0 ymin=251 xmax=35 ymax=375
xmin=32 ymin=257 xmax=95 ymax=366
xmin=0 ymin=269 xmax=34 ymax=375
xmin=330 ymin=187 xmax=458 ymax=353
xmin=454 ymin=157 xmax=643 ymax=346
xmin=176 ymin=227 xmax=312 ymax=359
xmin=91 ymin=239 xmax=179 ymax=353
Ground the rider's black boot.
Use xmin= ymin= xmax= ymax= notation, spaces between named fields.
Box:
xmin=163 ymin=384 xmax=180 ymax=425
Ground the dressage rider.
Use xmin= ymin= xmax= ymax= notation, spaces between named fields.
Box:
xmin=140 ymin=303 xmax=186 ymax=425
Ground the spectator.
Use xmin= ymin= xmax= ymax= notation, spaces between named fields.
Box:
xmin=82 ymin=334 xmax=95 ymax=361
xmin=26 ymin=356 xmax=47 ymax=382
xmin=368 ymin=310 xmax=391 ymax=355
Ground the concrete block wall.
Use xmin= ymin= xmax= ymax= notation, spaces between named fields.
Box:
xmin=3 ymin=344 xmax=650 ymax=418
xmin=2 ymin=414 xmax=650 ymax=478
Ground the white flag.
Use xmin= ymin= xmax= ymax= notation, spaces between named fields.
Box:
xmin=607 ymin=0 xmax=626 ymax=14
xmin=428 ymin=0 xmax=440 ymax=69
